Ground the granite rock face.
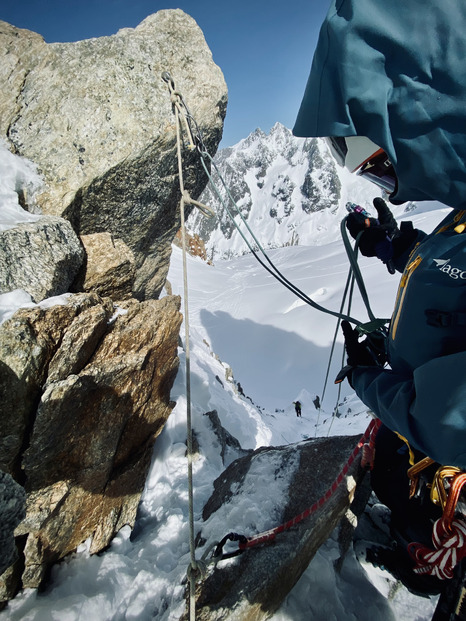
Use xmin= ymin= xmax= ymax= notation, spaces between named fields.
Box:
xmin=0 ymin=472 xmax=25 ymax=577
xmin=0 ymin=216 xmax=84 ymax=302
xmin=188 ymin=435 xmax=369 ymax=621
xmin=0 ymin=8 xmax=226 ymax=604
xmin=0 ymin=293 xmax=182 ymax=593
xmin=76 ymin=232 xmax=136 ymax=301
xmin=0 ymin=11 xmax=227 ymax=299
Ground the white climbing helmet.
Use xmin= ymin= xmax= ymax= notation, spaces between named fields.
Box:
xmin=325 ymin=136 xmax=398 ymax=194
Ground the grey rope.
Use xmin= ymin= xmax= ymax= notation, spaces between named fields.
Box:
xmin=325 ymin=277 xmax=355 ymax=437
xmin=320 ymin=230 xmax=383 ymax=435
xmin=198 ymin=151 xmax=365 ymax=325
xmin=176 ymin=87 xmax=390 ymax=441
xmin=316 ymin=266 xmax=355 ymax=435
xmin=163 ymin=72 xmax=382 ymax=329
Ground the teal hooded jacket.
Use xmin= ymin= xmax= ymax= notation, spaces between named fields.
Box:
xmin=351 ymin=210 xmax=466 ymax=468
xmin=293 ymin=0 xmax=466 ymax=209
xmin=293 ymin=0 xmax=466 ymax=466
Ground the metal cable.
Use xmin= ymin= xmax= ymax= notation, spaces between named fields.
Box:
xmin=163 ymin=73 xmax=389 ymax=613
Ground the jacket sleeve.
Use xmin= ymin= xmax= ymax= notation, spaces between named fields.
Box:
xmin=351 ymin=351 xmax=466 ymax=468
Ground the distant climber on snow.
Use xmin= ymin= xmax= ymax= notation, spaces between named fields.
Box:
xmin=293 ymin=0 xmax=466 ymax=601
xmin=293 ymin=400 xmax=302 ymax=417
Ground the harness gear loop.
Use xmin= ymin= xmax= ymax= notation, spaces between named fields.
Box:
xmin=431 ymin=466 xmax=464 ymax=509
xmin=440 ymin=473 xmax=466 ymax=528
xmin=407 ymin=456 xmax=437 ymax=500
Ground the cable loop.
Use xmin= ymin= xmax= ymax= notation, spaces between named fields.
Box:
xmin=181 ymin=190 xmax=215 ymax=218
xmin=187 ymin=559 xmax=208 ymax=581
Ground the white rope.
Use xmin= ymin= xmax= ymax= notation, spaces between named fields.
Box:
xmin=164 ymin=72 xmax=212 ymax=621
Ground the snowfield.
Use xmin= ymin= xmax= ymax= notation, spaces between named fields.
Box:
xmin=0 ymin=140 xmax=449 ymax=620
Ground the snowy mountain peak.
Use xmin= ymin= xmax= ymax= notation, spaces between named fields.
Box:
xmin=188 ymin=124 xmax=380 ymax=260
xmin=236 ymin=126 xmax=267 ymax=149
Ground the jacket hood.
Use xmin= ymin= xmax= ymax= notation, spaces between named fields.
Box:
xmin=293 ymin=0 xmax=466 ymax=209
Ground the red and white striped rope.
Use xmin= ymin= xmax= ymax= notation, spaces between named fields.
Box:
xmin=239 ymin=417 xmax=381 ymax=550
xmin=409 ymin=473 xmax=466 ymax=580
xmin=409 ymin=518 xmax=466 ymax=580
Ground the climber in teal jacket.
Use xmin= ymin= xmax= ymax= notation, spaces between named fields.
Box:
xmin=348 ymin=206 xmax=466 ymax=469
xmin=293 ymin=0 xmax=466 ymax=469
xmin=294 ymin=0 xmax=466 ymax=210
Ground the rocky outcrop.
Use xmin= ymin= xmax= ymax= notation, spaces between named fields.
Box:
xmin=0 ymin=292 xmax=182 ymax=595
xmin=0 ymin=11 xmax=227 ymax=299
xmin=190 ymin=435 xmax=369 ymax=620
xmin=0 ymin=7 xmax=228 ymax=605
xmin=174 ymin=229 xmax=210 ymax=263
xmin=76 ymin=233 xmax=136 ymax=301
xmin=0 ymin=216 xmax=84 ymax=302
xmin=0 ymin=472 xmax=25 ymax=577
xmin=0 ymin=8 xmax=228 ymax=603
xmin=204 ymin=410 xmax=252 ymax=466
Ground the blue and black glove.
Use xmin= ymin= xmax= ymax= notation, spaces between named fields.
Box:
xmin=335 ymin=320 xmax=386 ymax=385
xmin=346 ymin=198 xmax=398 ymax=270
xmin=346 ymin=197 xmax=420 ymax=273
xmin=341 ymin=320 xmax=378 ymax=367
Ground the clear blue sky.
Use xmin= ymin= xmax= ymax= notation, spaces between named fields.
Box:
xmin=1 ymin=0 xmax=330 ymax=147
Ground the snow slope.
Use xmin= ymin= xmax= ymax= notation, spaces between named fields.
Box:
xmin=0 ymin=134 xmax=454 ymax=620
xmin=1 ymin=188 xmax=448 ymax=619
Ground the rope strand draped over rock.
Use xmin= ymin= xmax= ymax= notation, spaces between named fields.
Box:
xmin=163 ymin=71 xmax=213 ymax=621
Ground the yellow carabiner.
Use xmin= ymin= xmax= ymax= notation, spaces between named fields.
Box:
xmin=407 ymin=456 xmax=436 ymax=499
xmin=430 ymin=466 xmax=463 ymax=509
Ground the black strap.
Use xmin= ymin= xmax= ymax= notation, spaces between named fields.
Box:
xmin=426 ymin=309 xmax=466 ymax=328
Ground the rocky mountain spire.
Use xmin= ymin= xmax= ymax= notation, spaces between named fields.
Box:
xmin=187 ymin=123 xmax=343 ymax=260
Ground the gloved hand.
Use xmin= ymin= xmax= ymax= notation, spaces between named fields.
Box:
xmin=373 ymin=197 xmax=398 ymax=236
xmin=335 ymin=320 xmax=380 ymax=385
xmin=346 ymin=198 xmax=398 ymax=265
xmin=341 ymin=320 xmax=379 ymax=367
